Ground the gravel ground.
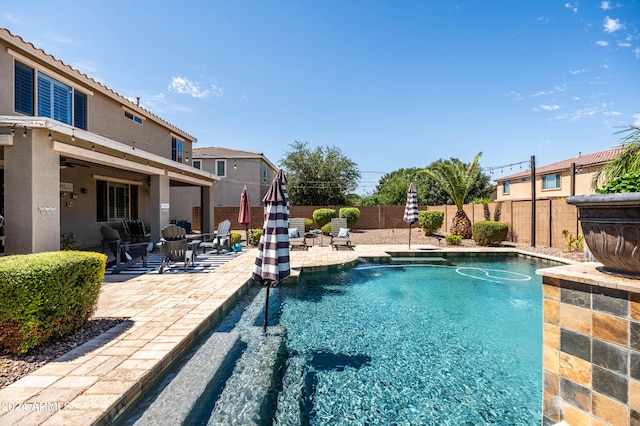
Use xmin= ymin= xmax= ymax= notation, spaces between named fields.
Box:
xmin=0 ymin=228 xmax=584 ymax=390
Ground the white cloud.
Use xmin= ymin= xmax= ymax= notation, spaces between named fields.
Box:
xmin=572 ymin=96 xmax=581 ymax=101
xmin=618 ymin=41 xmax=631 ymax=48
xmin=531 ymin=91 xmax=550 ymax=97
xmin=540 ymin=104 xmax=560 ymax=111
xmin=564 ymin=2 xmax=578 ymax=13
xmin=210 ymin=83 xmax=224 ymax=98
xmin=634 ymin=47 xmax=640 ymax=58
xmin=634 ymin=113 xmax=640 ymax=126
xmin=168 ymin=76 xmax=210 ymax=99
xmin=603 ymin=16 xmax=624 ymax=33
xmin=569 ymin=69 xmax=585 ymax=75
xmin=603 ymin=111 xmax=623 ymax=116
xmin=600 ymin=1 xmax=612 ymax=10
xmin=596 ymin=40 xmax=609 ymax=46
xmin=555 ymin=107 xmax=597 ymax=121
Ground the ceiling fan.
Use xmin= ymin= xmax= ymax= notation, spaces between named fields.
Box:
xmin=60 ymin=157 xmax=90 ymax=169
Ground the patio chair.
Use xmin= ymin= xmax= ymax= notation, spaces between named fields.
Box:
xmin=159 ymin=224 xmax=198 ymax=273
xmin=289 ymin=217 xmax=308 ymax=250
xmin=330 ymin=217 xmax=352 ymax=250
xmin=123 ymin=219 xmax=151 ymax=243
xmin=100 ymin=225 xmax=149 ymax=274
xmin=199 ymin=220 xmax=231 ymax=254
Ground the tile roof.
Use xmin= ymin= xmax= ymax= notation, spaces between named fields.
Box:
xmin=0 ymin=28 xmax=196 ymax=142
xmin=494 ymin=146 xmax=625 ymax=181
xmin=193 ymin=146 xmax=266 ymax=158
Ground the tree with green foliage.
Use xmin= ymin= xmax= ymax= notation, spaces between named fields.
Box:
xmin=280 ymin=141 xmax=361 ymax=205
xmin=359 ymin=162 xmax=492 ymax=207
xmin=421 ymin=152 xmax=483 ymax=238
xmin=592 ymin=125 xmax=640 ymax=190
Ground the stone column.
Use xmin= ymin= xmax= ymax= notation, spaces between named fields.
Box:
xmin=4 ymin=129 xmax=60 ymax=254
xmin=149 ymin=174 xmax=170 ymax=242
xmin=201 ymin=184 xmax=215 ymax=234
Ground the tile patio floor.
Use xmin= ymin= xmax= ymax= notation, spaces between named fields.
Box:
xmin=0 ymin=243 xmax=555 ymax=425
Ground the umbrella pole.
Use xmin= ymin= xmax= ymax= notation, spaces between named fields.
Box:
xmin=263 ymin=284 xmax=270 ymax=333
xmin=408 ymin=223 xmax=412 ymax=249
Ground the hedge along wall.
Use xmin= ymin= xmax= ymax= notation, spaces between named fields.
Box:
xmin=210 ymin=199 xmax=580 ymax=251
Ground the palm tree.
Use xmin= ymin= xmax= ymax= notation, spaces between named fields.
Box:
xmin=592 ymin=125 xmax=640 ymax=189
xmin=421 ymin=152 xmax=483 ymax=238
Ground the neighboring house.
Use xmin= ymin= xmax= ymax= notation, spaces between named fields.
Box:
xmin=494 ymin=147 xmax=624 ymax=201
xmin=171 ymin=146 xmax=277 ymax=215
xmin=0 ymin=28 xmax=219 ymax=254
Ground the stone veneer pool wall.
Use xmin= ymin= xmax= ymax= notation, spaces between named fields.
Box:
xmin=539 ymin=264 xmax=640 ymax=426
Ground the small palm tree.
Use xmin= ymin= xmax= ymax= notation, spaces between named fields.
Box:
xmin=592 ymin=125 xmax=640 ymax=189
xmin=422 ymin=152 xmax=483 ymax=238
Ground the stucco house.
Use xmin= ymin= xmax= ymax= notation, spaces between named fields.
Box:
xmin=170 ymin=146 xmax=278 ymax=222
xmin=494 ymin=147 xmax=624 ymax=201
xmin=0 ymin=28 xmax=219 ymax=254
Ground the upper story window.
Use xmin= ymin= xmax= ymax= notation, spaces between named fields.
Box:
xmin=171 ymin=137 xmax=183 ymax=163
xmin=192 ymin=160 xmax=201 ymax=170
xmin=14 ymin=60 xmax=87 ymax=130
xmin=502 ymin=181 xmax=510 ymax=195
xmin=216 ymin=160 xmax=226 ymax=177
xmin=262 ymin=163 xmax=268 ymax=183
xmin=542 ymin=174 xmax=561 ymax=190
xmin=124 ymin=110 xmax=143 ymax=124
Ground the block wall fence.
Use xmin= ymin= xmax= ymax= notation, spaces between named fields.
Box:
xmin=203 ymin=199 xmax=580 ymax=251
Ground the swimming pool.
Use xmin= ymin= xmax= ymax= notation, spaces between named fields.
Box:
xmin=113 ymin=255 xmax=549 ymax=425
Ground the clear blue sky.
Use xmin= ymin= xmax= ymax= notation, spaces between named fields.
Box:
xmin=2 ymin=1 xmax=639 ymax=193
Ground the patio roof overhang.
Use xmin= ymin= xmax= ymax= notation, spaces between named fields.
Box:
xmin=0 ymin=116 xmax=219 ymax=187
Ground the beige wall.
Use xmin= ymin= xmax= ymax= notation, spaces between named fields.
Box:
xmin=497 ymin=166 xmax=602 ymax=201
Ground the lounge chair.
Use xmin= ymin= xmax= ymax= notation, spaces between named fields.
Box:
xmin=158 ymin=224 xmax=199 ymax=273
xmin=289 ymin=217 xmax=308 ymax=250
xmin=330 ymin=217 xmax=352 ymax=250
xmin=199 ymin=220 xmax=231 ymax=254
xmin=100 ymin=225 xmax=149 ymax=273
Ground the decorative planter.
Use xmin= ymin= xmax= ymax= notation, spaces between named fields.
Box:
xmin=566 ymin=193 xmax=640 ymax=278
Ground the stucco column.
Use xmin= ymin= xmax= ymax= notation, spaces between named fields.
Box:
xmin=201 ymin=184 xmax=215 ymax=234
xmin=149 ymin=174 xmax=170 ymax=242
xmin=4 ymin=130 xmax=60 ymax=254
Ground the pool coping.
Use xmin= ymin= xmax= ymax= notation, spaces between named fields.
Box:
xmin=0 ymin=244 xmax=579 ymax=425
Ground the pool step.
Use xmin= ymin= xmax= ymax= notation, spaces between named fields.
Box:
xmin=115 ymin=331 xmax=241 ymax=425
xmin=206 ymin=326 xmax=286 ymax=425
xmin=390 ymin=256 xmax=448 ymax=264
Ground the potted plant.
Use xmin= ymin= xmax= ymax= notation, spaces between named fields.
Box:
xmin=566 ymin=125 xmax=640 ymax=277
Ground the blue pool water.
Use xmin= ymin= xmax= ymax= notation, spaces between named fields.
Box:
xmin=113 ymin=256 xmax=548 ymax=425
xmin=273 ymin=258 xmax=543 ymax=425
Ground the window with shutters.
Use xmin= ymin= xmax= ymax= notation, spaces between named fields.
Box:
xmin=96 ymin=180 xmax=138 ymax=222
xmin=171 ymin=137 xmax=183 ymax=163
xmin=13 ymin=60 xmax=87 ymax=130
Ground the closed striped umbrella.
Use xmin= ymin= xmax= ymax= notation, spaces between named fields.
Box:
xmin=238 ymin=186 xmax=251 ymax=242
xmin=403 ymin=182 xmax=419 ymax=248
xmin=252 ymin=171 xmax=291 ymax=332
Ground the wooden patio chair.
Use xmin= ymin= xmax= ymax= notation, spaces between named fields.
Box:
xmin=100 ymin=225 xmax=149 ymax=274
xmin=158 ymin=224 xmax=199 ymax=273
xmin=199 ymin=220 xmax=231 ymax=254
xmin=124 ymin=219 xmax=151 ymax=243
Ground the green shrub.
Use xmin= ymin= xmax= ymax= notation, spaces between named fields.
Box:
xmin=339 ymin=208 xmax=361 ymax=228
xmin=304 ymin=218 xmax=313 ymax=232
xmin=0 ymin=251 xmax=106 ymax=354
xmin=446 ymin=235 xmax=462 ymax=245
xmin=418 ymin=210 xmax=445 ymax=235
xmin=247 ymin=228 xmax=262 ymax=246
xmin=313 ymin=209 xmax=336 ymax=228
xmin=321 ymin=222 xmax=332 ymax=235
xmin=562 ymin=229 xmax=584 ymax=252
xmin=60 ymin=232 xmax=81 ymax=250
xmin=230 ymin=232 xmax=242 ymax=245
xmin=471 ymin=221 xmax=509 ymax=246
xmin=596 ymin=171 xmax=640 ymax=194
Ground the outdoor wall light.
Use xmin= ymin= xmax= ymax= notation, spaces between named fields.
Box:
xmin=10 ymin=126 xmax=15 ymax=136
xmin=22 ymin=127 xmax=27 ymax=137
xmin=71 ymin=129 xmax=75 ymax=141
xmin=48 ymin=132 xmax=52 ymax=140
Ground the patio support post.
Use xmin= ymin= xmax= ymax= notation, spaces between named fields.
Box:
xmin=4 ymin=130 xmax=60 ymax=254
xmin=200 ymin=184 xmax=215 ymax=234
xmin=149 ymin=174 xmax=171 ymax=243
